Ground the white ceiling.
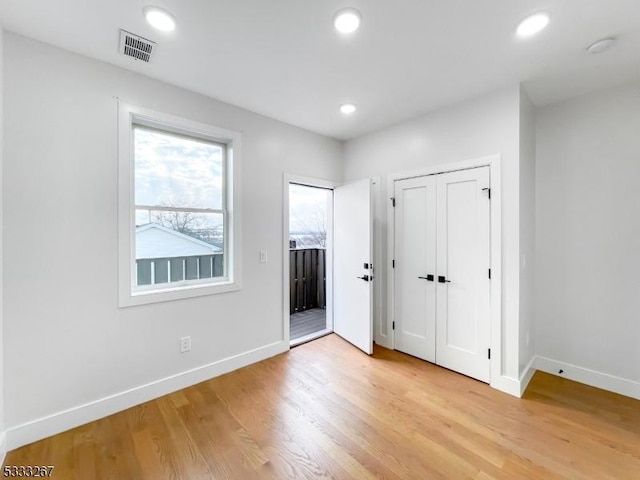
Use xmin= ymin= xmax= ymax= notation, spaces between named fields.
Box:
xmin=1 ymin=0 xmax=639 ymax=140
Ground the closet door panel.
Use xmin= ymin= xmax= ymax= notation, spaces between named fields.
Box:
xmin=393 ymin=176 xmax=436 ymax=362
xmin=435 ymin=167 xmax=491 ymax=383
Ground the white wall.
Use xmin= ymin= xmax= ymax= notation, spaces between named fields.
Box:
xmin=343 ymin=86 xmax=522 ymax=382
xmin=3 ymin=34 xmax=342 ymax=446
xmin=536 ymin=82 xmax=640 ymax=390
xmin=0 ymin=28 xmax=6 ymax=461
xmin=518 ymin=87 xmax=536 ymax=377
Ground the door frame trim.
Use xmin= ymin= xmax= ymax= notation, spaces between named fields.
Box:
xmin=386 ymin=155 xmax=503 ymax=389
xmin=283 ymin=174 xmax=338 ymax=346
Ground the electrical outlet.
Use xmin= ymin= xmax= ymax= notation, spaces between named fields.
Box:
xmin=259 ymin=250 xmax=268 ymax=263
xmin=180 ymin=336 xmax=191 ymax=353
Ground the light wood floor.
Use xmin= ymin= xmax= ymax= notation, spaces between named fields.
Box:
xmin=5 ymin=334 xmax=640 ymax=479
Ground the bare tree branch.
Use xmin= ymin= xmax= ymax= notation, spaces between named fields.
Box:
xmin=292 ymin=206 xmax=327 ymax=248
xmin=152 ymin=209 xmax=200 ymax=234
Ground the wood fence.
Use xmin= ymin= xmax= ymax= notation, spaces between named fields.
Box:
xmin=136 ymin=254 xmax=223 ymax=286
xmin=290 ymin=248 xmax=326 ymax=314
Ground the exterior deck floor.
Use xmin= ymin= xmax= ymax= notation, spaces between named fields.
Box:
xmin=290 ymin=308 xmax=326 ymax=340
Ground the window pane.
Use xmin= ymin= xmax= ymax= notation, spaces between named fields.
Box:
xmin=135 ymin=209 xmax=224 ymax=246
xmin=135 ymin=211 xmax=224 ymax=284
xmin=134 ymin=127 xmax=223 ymax=210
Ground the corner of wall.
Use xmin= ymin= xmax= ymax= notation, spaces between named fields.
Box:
xmin=0 ymin=26 xmax=6 ymax=464
xmin=518 ymin=85 xmax=536 ymax=378
xmin=519 ymin=356 xmax=536 ymax=396
xmin=0 ymin=432 xmax=5 ymax=467
xmin=490 ymin=374 xmax=521 ymax=398
xmin=534 ymin=80 xmax=640 ymax=400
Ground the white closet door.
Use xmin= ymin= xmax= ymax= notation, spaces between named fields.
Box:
xmin=393 ymin=176 xmax=437 ymax=362
xmin=435 ymin=167 xmax=491 ymax=383
xmin=334 ymin=179 xmax=373 ymax=355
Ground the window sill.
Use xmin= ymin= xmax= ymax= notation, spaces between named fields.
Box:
xmin=119 ymin=280 xmax=241 ymax=308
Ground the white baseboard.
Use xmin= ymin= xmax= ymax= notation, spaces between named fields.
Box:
xmin=6 ymin=341 xmax=288 ymax=451
xmin=0 ymin=431 xmax=6 ymax=466
xmin=534 ymin=356 xmax=640 ymax=401
xmin=490 ymin=374 xmax=521 ymax=397
xmin=519 ymin=356 xmax=536 ymax=396
xmin=373 ymin=332 xmax=393 ymax=350
xmin=490 ymin=355 xmax=536 ymax=398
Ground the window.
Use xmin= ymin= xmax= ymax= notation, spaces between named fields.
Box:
xmin=118 ymin=104 xmax=241 ymax=306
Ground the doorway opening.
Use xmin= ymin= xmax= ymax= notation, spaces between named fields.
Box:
xmin=288 ymin=183 xmax=333 ymax=346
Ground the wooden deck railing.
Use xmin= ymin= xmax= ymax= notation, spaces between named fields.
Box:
xmin=290 ymin=248 xmax=326 ymax=314
xmin=136 ymin=254 xmax=223 ymax=286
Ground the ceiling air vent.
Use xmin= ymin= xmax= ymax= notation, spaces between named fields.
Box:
xmin=119 ymin=30 xmax=156 ymax=63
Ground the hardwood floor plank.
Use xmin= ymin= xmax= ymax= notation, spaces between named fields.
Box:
xmin=215 ymin=375 xmax=349 ymax=479
xmin=4 ymin=334 xmax=640 ymax=479
xmin=131 ymin=428 xmax=170 ymax=480
xmin=280 ymin=374 xmax=417 ymax=478
xmin=110 ymin=411 xmax=144 ymax=480
xmin=156 ymin=397 xmax=215 ymax=479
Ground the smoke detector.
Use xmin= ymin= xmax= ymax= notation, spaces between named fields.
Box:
xmin=119 ymin=30 xmax=156 ymax=63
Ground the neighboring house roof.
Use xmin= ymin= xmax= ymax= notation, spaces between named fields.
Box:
xmin=136 ymin=223 xmax=222 ymax=260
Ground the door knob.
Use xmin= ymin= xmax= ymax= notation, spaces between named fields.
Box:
xmin=356 ymin=275 xmax=370 ymax=282
xmin=418 ymin=275 xmax=435 ymax=281
xmin=438 ymin=276 xmax=451 ymax=283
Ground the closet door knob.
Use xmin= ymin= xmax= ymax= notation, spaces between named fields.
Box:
xmin=418 ymin=275 xmax=434 ymax=281
xmin=438 ymin=276 xmax=451 ymax=283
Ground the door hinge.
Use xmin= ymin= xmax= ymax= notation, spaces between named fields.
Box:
xmin=482 ymin=187 xmax=491 ymax=199
xmin=391 ymin=197 xmax=396 ymax=207
xmin=392 ymin=259 xmax=395 ymax=268
xmin=488 ymin=268 xmax=491 ymax=279
xmin=392 ymin=321 xmax=395 ymax=330
xmin=488 ymin=348 xmax=491 ymax=360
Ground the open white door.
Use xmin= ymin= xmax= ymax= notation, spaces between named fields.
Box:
xmin=333 ymin=179 xmax=373 ymax=354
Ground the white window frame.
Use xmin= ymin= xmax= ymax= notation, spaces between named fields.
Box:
xmin=118 ymin=103 xmax=242 ymax=307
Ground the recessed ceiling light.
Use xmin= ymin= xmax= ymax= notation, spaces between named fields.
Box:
xmin=340 ymin=103 xmax=356 ymax=114
xmin=516 ymin=12 xmax=550 ymax=37
xmin=143 ymin=6 xmax=176 ymax=32
xmin=587 ymin=37 xmax=616 ymax=54
xmin=334 ymin=8 xmax=362 ymax=34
